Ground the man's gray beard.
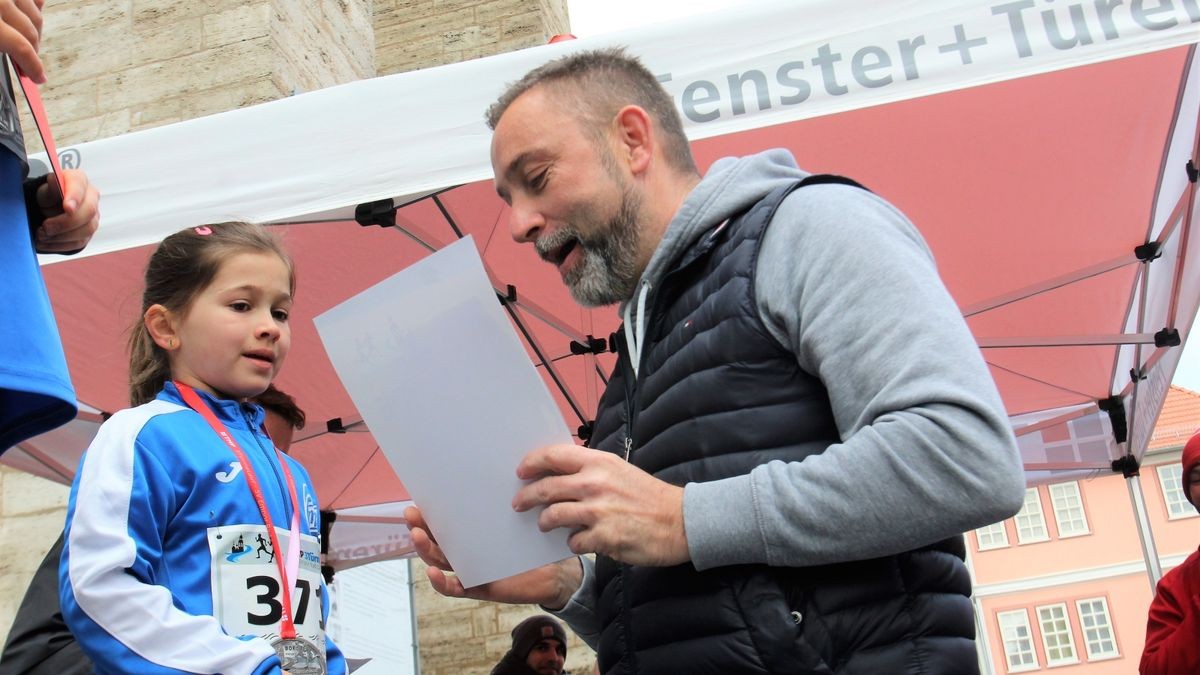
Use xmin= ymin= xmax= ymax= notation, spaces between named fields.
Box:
xmin=561 ymin=188 xmax=642 ymax=307
xmin=535 ymin=188 xmax=643 ymax=308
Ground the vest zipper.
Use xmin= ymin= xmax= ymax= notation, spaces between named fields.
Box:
xmin=617 ymin=222 xmax=728 ymax=464
xmin=619 ymin=328 xmax=638 ymax=464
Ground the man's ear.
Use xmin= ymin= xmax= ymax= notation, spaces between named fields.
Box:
xmin=613 ymin=105 xmax=654 ymax=176
xmin=144 ymin=304 xmax=179 ymax=351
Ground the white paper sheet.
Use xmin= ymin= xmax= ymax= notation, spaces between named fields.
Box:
xmin=314 ymin=237 xmax=575 ymax=587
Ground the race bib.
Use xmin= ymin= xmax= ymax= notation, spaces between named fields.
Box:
xmin=208 ymin=524 xmax=327 ymax=674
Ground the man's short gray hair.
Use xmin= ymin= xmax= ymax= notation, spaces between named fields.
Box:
xmin=486 ymin=47 xmax=697 ymax=175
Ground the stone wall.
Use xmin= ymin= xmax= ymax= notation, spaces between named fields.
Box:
xmin=373 ymin=0 xmax=569 ymax=76
xmin=0 ymin=468 xmax=70 ymax=641
xmin=23 ymin=0 xmax=377 ymax=152
xmin=4 ymin=0 xmax=587 ymax=672
xmin=412 ymin=559 xmax=596 ymax=674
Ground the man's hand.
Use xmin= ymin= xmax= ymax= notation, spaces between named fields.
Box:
xmin=0 ymin=0 xmax=44 ymax=83
xmin=34 ymin=168 xmax=99 ymax=254
xmin=403 ymin=505 xmax=584 ymax=610
xmin=513 ymin=444 xmax=689 ymax=567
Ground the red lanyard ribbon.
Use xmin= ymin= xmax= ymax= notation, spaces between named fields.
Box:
xmin=13 ymin=65 xmax=66 ymax=196
xmin=176 ymin=382 xmax=303 ymax=640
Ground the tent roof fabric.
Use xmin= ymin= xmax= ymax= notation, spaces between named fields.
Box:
xmin=5 ymin=0 xmax=1199 ymax=503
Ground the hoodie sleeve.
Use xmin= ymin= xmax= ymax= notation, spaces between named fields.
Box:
xmin=548 ymin=555 xmax=602 ymax=650
xmin=683 ymin=182 xmax=1026 ymax=569
xmin=1139 ymin=557 xmax=1200 ymax=675
xmin=60 ymin=410 xmax=281 ymax=674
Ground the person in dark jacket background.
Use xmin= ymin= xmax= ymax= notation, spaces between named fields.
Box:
xmin=1140 ymin=431 xmax=1200 ymax=674
xmin=491 ymin=615 xmax=567 ymax=675
xmin=405 ymin=47 xmax=1025 ymax=674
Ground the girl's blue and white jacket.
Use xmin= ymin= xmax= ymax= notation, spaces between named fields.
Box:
xmin=59 ymin=382 xmax=347 ymax=674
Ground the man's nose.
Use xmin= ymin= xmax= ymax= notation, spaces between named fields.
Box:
xmin=508 ymin=199 xmax=545 ymax=244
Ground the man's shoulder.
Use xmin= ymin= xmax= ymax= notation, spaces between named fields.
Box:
xmin=757 ymin=177 xmax=919 ymax=258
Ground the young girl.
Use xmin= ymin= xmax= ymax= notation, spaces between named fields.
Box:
xmin=59 ymin=222 xmax=345 ymax=675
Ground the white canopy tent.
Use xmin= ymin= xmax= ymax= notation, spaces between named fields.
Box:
xmin=4 ymin=0 xmax=1198 ymax=578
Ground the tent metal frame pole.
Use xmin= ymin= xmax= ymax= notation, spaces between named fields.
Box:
xmin=8 ymin=443 xmax=74 ymax=482
xmin=963 ymin=544 xmax=996 ymax=675
xmin=408 ymin=558 xmax=422 ymax=675
xmin=427 ymin=194 xmax=593 ymax=426
xmin=961 ymin=253 xmax=1136 ymax=317
xmin=977 ymin=333 xmax=1157 ymax=348
xmin=383 ymin=215 xmax=591 ymax=344
xmin=1126 ymin=472 xmax=1163 ymax=591
xmin=502 ymin=300 xmax=589 ymax=426
xmin=429 ymin=193 xmax=591 ymax=343
xmin=1166 ymin=102 xmax=1200 ymax=325
xmin=973 ymin=595 xmax=995 ymax=675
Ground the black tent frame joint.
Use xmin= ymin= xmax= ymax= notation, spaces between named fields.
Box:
xmin=1187 ymin=159 xmax=1198 ymax=183
xmin=1097 ymin=395 xmax=1128 ymax=444
xmin=1154 ymin=327 xmax=1181 ymax=348
xmin=1111 ymin=454 xmax=1140 ymax=478
xmin=497 ymin=284 xmax=517 ymax=305
xmin=1134 ymin=241 xmax=1161 ymax=263
xmin=1130 ymin=367 xmax=1147 ymax=382
xmin=326 ymin=417 xmax=347 ymax=433
xmin=577 ymin=420 xmax=594 ymax=443
xmin=355 ymin=198 xmax=397 ymax=228
xmin=570 ymin=334 xmax=609 ymax=355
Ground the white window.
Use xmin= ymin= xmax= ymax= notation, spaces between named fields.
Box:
xmin=1157 ymin=464 xmax=1197 ymax=520
xmin=1015 ymin=488 xmax=1049 ymax=544
xmin=1075 ymin=597 xmax=1119 ymax=660
xmin=997 ymin=609 xmax=1039 ymax=672
xmin=976 ymin=521 xmax=1009 ymax=550
xmin=1037 ymin=603 xmax=1079 ymax=666
xmin=1049 ymin=481 xmax=1089 ymax=537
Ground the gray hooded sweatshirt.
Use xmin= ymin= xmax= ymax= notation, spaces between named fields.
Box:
xmin=556 ymin=149 xmax=1025 ymax=644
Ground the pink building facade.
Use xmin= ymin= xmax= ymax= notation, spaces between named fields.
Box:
xmin=970 ymin=386 xmax=1200 ymax=674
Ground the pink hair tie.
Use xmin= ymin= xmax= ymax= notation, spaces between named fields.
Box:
xmin=194 ymin=226 xmax=213 ymax=235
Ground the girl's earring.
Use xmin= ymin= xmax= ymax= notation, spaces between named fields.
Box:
xmin=167 ymin=337 xmax=176 ymax=349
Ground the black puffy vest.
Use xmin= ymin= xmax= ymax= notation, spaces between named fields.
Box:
xmin=586 ymin=178 xmax=978 ymax=674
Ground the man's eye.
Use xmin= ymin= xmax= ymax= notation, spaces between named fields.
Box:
xmin=530 ymin=171 xmax=548 ymax=191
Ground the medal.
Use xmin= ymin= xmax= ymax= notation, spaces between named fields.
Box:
xmin=271 ymin=636 xmax=327 ymax=675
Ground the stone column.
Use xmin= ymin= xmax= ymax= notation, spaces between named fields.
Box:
xmin=374 ymin=0 xmax=569 ymax=76
xmin=22 ymin=0 xmax=376 ymax=151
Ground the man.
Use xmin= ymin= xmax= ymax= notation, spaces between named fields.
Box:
xmin=405 ymin=47 xmax=1025 ymax=673
xmin=491 ymin=615 xmax=568 ymax=675
xmin=1140 ymin=431 xmax=1200 ymax=674
xmin=0 ymin=386 xmax=305 ymax=674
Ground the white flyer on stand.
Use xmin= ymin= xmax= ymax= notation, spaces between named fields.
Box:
xmin=314 ymin=236 xmax=574 ymax=587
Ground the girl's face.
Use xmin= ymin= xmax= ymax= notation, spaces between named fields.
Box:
xmin=168 ymin=251 xmax=292 ymax=400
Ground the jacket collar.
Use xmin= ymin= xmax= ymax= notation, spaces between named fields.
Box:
xmin=161 ymin=381 xmax=265 ymax=431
